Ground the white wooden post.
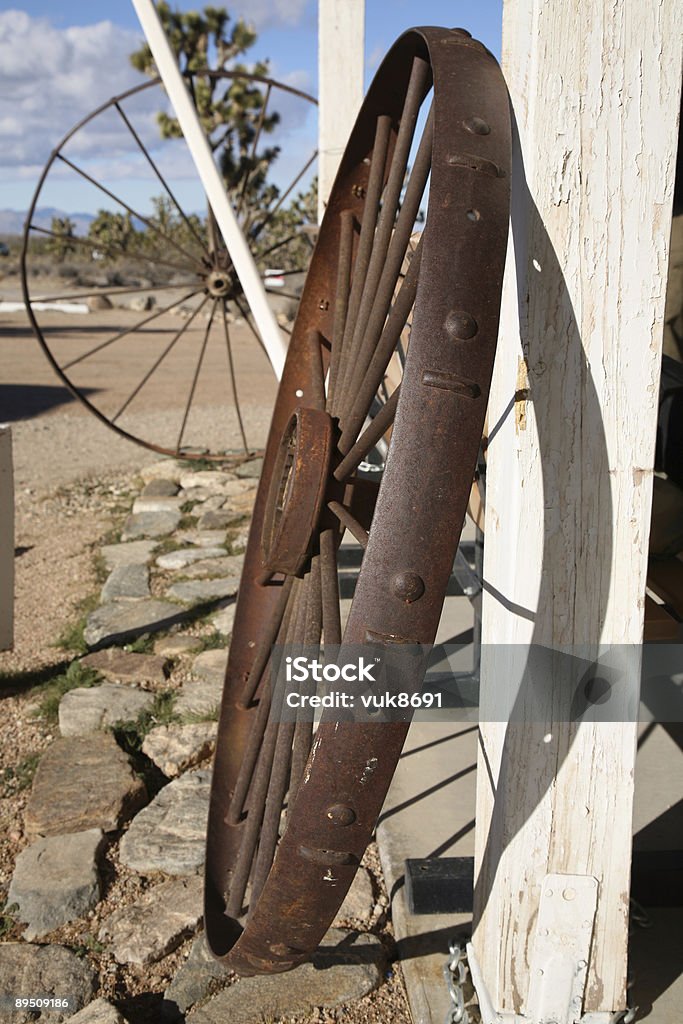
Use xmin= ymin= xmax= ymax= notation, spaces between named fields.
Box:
xmin=131 ymin=0 xmax=287 ymax=379
xmin=471 ymin=1 xmax=682 ymax=1019
xmin=0 ymin=426 xmax=14 ymax=651
xmin=317 ymin=0 xmax=365 ymax=223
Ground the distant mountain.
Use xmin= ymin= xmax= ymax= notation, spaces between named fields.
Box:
xmin=0 ymin=208 xmax=95 ymax=237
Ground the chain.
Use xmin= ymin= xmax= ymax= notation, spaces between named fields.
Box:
xmin=443 ymin=939 xmax=471 ymax=1024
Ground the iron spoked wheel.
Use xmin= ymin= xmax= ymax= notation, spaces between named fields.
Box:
xmin=205 ymin=27 xmax=511 ymax=974
xmin=21 ymin=70 xmax=317 ymax=460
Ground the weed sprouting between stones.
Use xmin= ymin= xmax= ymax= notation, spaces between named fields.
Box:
xmin=33 ymin=661 xmax=101 ymax=724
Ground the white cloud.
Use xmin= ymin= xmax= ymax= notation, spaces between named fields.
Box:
xmin=235 ymin=0 xmax=310 ymax=30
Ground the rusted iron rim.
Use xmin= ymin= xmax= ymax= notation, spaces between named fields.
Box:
xmin=205 ymin=26 xmax=511 ymax=974
xmin=20 ymin=70 xmax=317 ymax=461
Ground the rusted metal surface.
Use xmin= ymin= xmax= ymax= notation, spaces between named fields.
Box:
xmin=204 ymin=26 xmax=511 ymax=975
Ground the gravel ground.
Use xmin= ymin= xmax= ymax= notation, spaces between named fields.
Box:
xmin=0 ymin=296 xmax=413 ymax=1024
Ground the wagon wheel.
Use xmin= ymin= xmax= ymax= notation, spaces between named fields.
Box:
xmin=21 ymin=70 xmax=317 ymax=460
xmin=205 ymin=27 xmax=511 ymax=975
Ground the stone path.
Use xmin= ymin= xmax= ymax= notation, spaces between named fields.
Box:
xmin=1 ymin=455 xmax=388 ymax=1023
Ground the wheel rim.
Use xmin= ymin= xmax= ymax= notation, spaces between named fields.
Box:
xmin=205 ymin=27 xmax=511 ymax=974
xmin=21 ymin=70 xmax=317 ymax=460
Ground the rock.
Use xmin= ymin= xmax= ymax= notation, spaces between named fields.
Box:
xmin=179 ymin=556 xmax=244 ymax=580
xmin=87 ymin=294 xmax=113 ymax=311
xmin=84 ymin=599 xmax=182 ymax=648
xmin=119 ymin=770 xmax=211 ymax=875
xmin=211 ymin=603 xmax=236 ymax=636
xmin=0 ymin=945 xmax=96 ymax=1022
xmin=8 ymin=830 xmax=105 ymax=939
xmin=195 ymin=495 xmax=225 ymax=513
xmin=142 ymin=722 xmax=217 ymax=778
xmin=25 ymin=734 xmax=147 ymax=838
xmin=132 ymin=496 xmax=183 ymax=514
xmin=156 ymin=547 xmax=226 ymax=571
xmin=234 ymin=458 xmax=263 ymax=479
xmin=332 ymin=867 xmax=375 ymax=925
xmin=81 ymin=649 xmax=168 ymax=685
xmin=176 ymin=530 xmax=228 ymax=548
xmin=121 ymin=511 xmax=181 ymax=541
xmin=142 ymin=479 xmax=179 ymax=497
xmin=140 ymin=460 xmax=186 ymax=485
xmin=68 ymin=998 xmax=126 ymax=1024
xmin=228 ymin=525 xmax=250 ymax=553
xmin=191 ymin=650 xmax=228 ymax=686
xmin=175 ymin=679 xmax=222 ymax=719
xmin=163 ymin=934 xmax=230 ymax=1017
xmin=101 ymin=540 xmax=157 ymax=570
xmin=222 ymin=490 xmax=256 ymax=515
xmin=167 ymin=578 xmax=240 ymax=605
xmin=187 ymin=929 xmax=386 ymax=1023
xmin=59 ymin=683 xmax=154 ymax=736
xmin=154 ymin=635 xmax=204 ymax=657
xmin=196 ymin=510 xmax=244 ymax=531
xmin=99 ymin=877 xmax=203 ymax=965
xmin=68 ymin=998 xmax=127 ymax=1024
xmin=130 ymin=295 xmax=155 ymax=312
xmin=179 ymin=486 xmax=213 ymax=503
xmin=101 ymin=564 xmax=150 ymax=602
xmin=178 ymin=471 xmax=236 ymax=492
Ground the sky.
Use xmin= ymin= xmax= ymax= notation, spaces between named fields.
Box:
xmin=0 ymin=1 xmax=503 ymax=218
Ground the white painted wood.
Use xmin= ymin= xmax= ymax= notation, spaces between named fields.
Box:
xmin=131 ymin=0 xmax=287 ymax=379
xmin=318 ymin=0 xmax=365 ymax=223
xmin=0 ymin=426 xmax=14 ymax=651
xmin=473 ymin=0 xmax=683 ymax=1016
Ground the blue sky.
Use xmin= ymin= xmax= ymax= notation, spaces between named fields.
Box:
xmin=0 ymin=1 xmax=503 ymax=216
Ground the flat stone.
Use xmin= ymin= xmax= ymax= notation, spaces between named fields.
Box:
xmin=142 ymin=722 xmax=217 ymax=778
xmin=332 ymin=867 xmax=375 ymax=925
xmin=0 ymin=944 xmax=96 ymax=1022
xmin=196 ymin=510 xmax=244 ymax=531
xmin=176 ymin=530 xmax=228 ymax=547
xmin=222 ymin=490 xmax=256 ymax=515
xmin=179 ymin=555 xmax=244 ymax=580
xmin=81 ymin=649 xmax=169 ymax=685
xmin=99 ymin=876 xmax=203 ymax=965
xmin=8 ymin=830 xmax=105 ymax=939
xmin=132 ymin=496 xmax=183 ymax=514
xmin=142 ymin=478 xmax=180 ymax=498
xmin=69 ymin=998 xmax=127 ymax=1024
xmin=119 ymin=770 xmax=211 ymax=875
xmin=163 ymin=933 xmax=230 ymax=1017
xmin=178 ymin=486 xmax=213 ymax=503
xmin=228 ymin=525 xmax=250 ymax=553
xmin=211 ymin=603 xmax=236 ymax=636
xmin=140 ymin=459 xmax=187 ymax=484
xmin=154 ymin=635 xmax=204 ymax=657
xmin=187 ymin=929 xmax=385 ymax=1024
xmin=234 ymin=458 xmax=263 ymax=479
xmin=84 ymin=599 xmax=182 ymax=648
xmin=121 ymin=511 xmax=181 ymax=541
xmin=178 ymin=470 xmax=236 ymax=492
xmin=25 ymin=734 xmax=147 ymax=838
xmin=101 ymin=540 xmax=157 ymax=570
xmin=175 ymin=679 xmax=222 ymax=719
xmin=195 ymin=495 xmax=225 ymax=512
xmin=59 ymin=683 xmax=154 ymax=736
xmin=101 ymin=564 xmax=150 ymax=602
xmin=191 ymin=650 xmax=228 ymax=686
xmin=167 ymin=578 xmax=240 ymax=605
xmin=156 ymin=547 xmax=226 ymax=571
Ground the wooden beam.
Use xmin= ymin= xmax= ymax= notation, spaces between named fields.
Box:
xmin=472 ymin=0 xmax=682 ymax=1017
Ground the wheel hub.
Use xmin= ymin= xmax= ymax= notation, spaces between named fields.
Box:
xmin=206 ymin=268 xmax=234 ymax=298
xmin=261 ymin=407 xmax=334 ymax=575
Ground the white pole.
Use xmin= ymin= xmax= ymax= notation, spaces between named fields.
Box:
xmin=472 ymin=0 xmax=683 ymax=1017
xmin=131 ymin=0 xmax=287 ymax=379
xmin=318 ymin=0 xmax=365 ymax=223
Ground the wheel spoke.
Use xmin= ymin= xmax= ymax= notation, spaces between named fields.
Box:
xmin=327 ymin=210 xmax=356 ymax=412
xmin=55 ymin=153 xmax=207 ymax=270
xmin=61 ymin=289 xmax=204 ymax=371
xmin=114 ymin=101 xmax=210 ymax=260
xmin=290 ymin=556 xmax=322 ymax=792
xmin=221 ymin=302 xmax=250 ymax=455
xmin=33 ymin=281 xmax=202 ymax=304
xmin=320 ymin=528 xmax=342 ymax=646
xmin=235 ymin=82 xmax=273 ymax=221
xmin=175 ymin=299 xmax=218 ymax=453
xmin=248 ymin=149 xmax=318 ymax=243
xmin=28 ymin=224 xmax=198 ymax=277
xmin=335 ymin=387 xmax=400 ymax=482
xmin=111 ymin=296 xmax=209 ymax=423
xmin=307 ymin=331 xmax=326 ymax=412
xmin=234 ymin=295 xmax=269 ymax=358
xmin=327 ymin=501 xmax=369 ymax=549
xmin=254 ymin=232 xmax=304 ymax=264
xmin=238 ymin=577 xmax=294 ymax=709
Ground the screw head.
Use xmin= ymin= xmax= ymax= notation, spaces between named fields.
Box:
xmin=464 ymin=116 xmax=491 ymax=136
xmin=326 ymin=803 xmax=356 ymax=826
xmin=392 ymin=571 xmax=425 ymax=603
xmin=445 ymin=310 xmax=478 ymax=340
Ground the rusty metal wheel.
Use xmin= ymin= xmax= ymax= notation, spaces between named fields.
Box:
xmin=205 ymin=27 xmax=511 ymax=974
xmin=21 ymin=70 xmax=316 ymax=459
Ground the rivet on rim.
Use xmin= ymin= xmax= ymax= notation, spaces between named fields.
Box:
xmin=444 ymin=310 xmax=478 ymax=340
xmin=464 ymin=116 xmax=491 ymax=135
xmin=326 ymin=804 xmax=357 ymax=827
xmin=391 ymin=571 xmax=426 ymax=603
